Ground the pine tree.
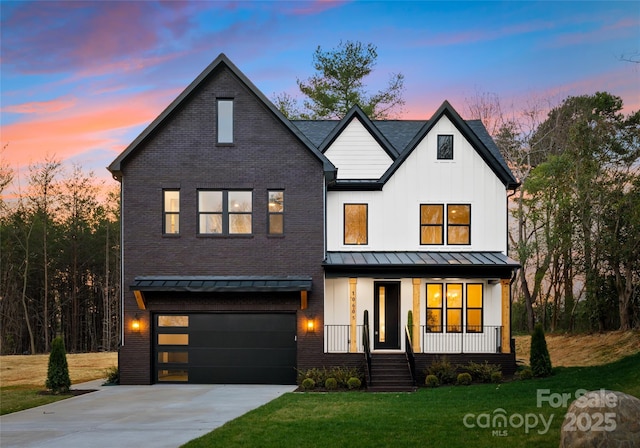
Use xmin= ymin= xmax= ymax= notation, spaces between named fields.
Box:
xmin=45 ymin=336 xmax=71 ymax=394
xmin=529 ymin=324 xmax=552 ymax=377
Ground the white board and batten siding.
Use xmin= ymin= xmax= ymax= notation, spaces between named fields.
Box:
xmin=324 ymin=118 xmax=393 ymax=180
xmin=326 ymin=115 xmax=508 ymax=253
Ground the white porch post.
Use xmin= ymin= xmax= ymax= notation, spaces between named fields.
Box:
xmin=349 ymin=278 xmax=358 ymax=353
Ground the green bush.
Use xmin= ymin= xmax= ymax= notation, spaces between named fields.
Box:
xmin=425 ymin=357 xmax=457 ymax=385
xmin=425 ymin=374 xmax=439 ymax=388
xmin=462 ymin=361 xmax=502 ymax=383
xmin=456 ymin=372 xmax=472 ymax=386
xmin=325 ymin=377 xmax=338 ymax=390
xmin=297 ymin=366 xmax=364 ymax=389
xmin=517 ymin=367 xmax=534 ymax=380
xmin=103 ymin=366 xmax=119 ymax=385
xmin=45 ymin=336 xmax=71 ymax=394
xmin=301 ymin=378 xmax=316 ymax=390
xmin=347 ymin=377 xmax=362 ymax=390
xmin=490 ymin=371 xmax=503 ymax=383
xmin=530 ymin=324 xmax=552 ymax=377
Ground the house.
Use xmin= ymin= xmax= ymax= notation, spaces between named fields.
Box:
xmin=108 ymin=54 xmax=519 ymax=387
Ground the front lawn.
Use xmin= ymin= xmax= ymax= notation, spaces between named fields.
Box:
xmin=183 ymin=352 xmax=640 ymax=448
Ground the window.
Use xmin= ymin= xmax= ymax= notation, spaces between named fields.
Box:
xmin=466 ymin=284 xmax=483 ymax=333
xmin=163 ymin=190 xmax=180 ymax=234
xmin=268 ymin=190 xmax=284 ymax=235
xmin=158 ymin=316 xmax=189 ymax=327
xmin=426 ymin=284 xmax=443 ymax=332
xmin=217 ymin=99 xmax=233 ymax=143
xmin=198 ymin=190 xmax=252 ymax=235
xmin=437 ymin=135 xmax=453 ymax=159
xmin=446 ymin=283 xmax=463 ymax=333
xmin=420 ymin=204 xmax=444 ymax=245
xmin=344 ymin=204 xmax=368 ymax=245
xmin=447 ymin=204 xmax=471 ymax=245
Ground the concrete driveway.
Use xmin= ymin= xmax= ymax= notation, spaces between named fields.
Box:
xmin=0 ymin=380 xmax=296 ymax=448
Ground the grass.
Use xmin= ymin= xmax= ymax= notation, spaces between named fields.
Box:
xmin=0 ymin=351 xmax=117 ymax=415
xmin=182 ymin=352 xmax=640 ymax=448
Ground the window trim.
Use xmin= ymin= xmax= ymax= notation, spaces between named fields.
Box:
xmin=197 ymin=189 xmax=252 ymax=236
xmin=217 ymin=98 xmax=234 ymax=144
xmin=446 ymin=204 xmax=471 ymax=245
xmin=420 ymin=204 xmax=444 ymax=245
xmin=163 ymin=189 xmax=180 ymax=235
xmin=437 ymin=134 xmax=454 ymax=160
xmin=465 ymin=283 xmax=484 ymax=333
xmin=344 ymin=203 xmax=368 ymax=245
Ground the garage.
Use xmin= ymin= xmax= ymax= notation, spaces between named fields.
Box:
xmin=154 ymin=313 xmax=297 ymax=384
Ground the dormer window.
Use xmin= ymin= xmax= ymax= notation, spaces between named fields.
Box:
xmin=437 ymin=135 xmax=453 ymax=160
xmin=217 ymin=99 xmax=234 ymax=144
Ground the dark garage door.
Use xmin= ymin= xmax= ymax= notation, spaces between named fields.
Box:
xmin=154 ymin=313 xmax=297 ymax=384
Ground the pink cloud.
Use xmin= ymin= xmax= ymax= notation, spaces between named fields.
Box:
xmin=2 ymin=97 xmax=77 ymax=115
xmin=551 ymin=17 xmax=640 ymax=47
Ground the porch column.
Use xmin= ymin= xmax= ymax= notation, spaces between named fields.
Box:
xmin=412 ymin=278 xmax=421 ymax=351
xmin=349 ymin=278 xmax=358 ymax=353
xmin=501 ymin=279 xmax=511 ymax=353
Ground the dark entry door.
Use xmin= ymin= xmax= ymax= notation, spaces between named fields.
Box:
xmin=374 ymin=282 xmax=400 ymax=349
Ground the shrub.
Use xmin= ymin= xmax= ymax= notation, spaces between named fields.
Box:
xmin=297 ymin=366 xmax=364 ymax=389
xmin=490 ymin=371 xmax=503 ymax=383
xmin=530 ymin=324 xmax=552 ymax=377
xmin=301 ymin=378 xmax=316 ymax=390
xmin=463 ymin=361 xmax=502 ymax=383
xmin=425 ymin=374 xmax=439 ymax=388
xmin=347 ymin=377 xmax=362 ymax=390
xmin=45 ymin=336 xmax=71 ymax=394
xmin=425 ymin=357 xmax=457 ymax=385
xmin=517 ymin=367 xmax=534 ymax=380
xmin=103 ymin=366 xmax=119 ymax=385
xmin=325 ymin=377 xmax=338 ymax=390
xmin=456 ymin=372 xmax=472 ymax=386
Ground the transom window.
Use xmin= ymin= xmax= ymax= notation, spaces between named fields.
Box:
xmin=344 ymin=203 xmax=368 ymax=245
xmin=217 ymin=99 xmax=234 ymax=144
xmin=198 ymin=190 xmax=252 ymax=235
xmin=437 ymin=134 xmax=453 ymax=159
xmin=163 ymin=190 xmax=180 ymax=235
xmin=268 ymin=190 xmax=284 ymax=235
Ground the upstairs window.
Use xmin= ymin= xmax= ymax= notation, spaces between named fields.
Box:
xmin=447 ymin=204 xmax=471 ymax=245
xmin=268 ymin=190 xmax=284 ymax=235
xmin=163 ymin=190 xmax=180 ymax=235
xmin=420 ymin=204 xmax=444 ymax=245
xmin=437 ymin=135 xmax=453 ymax=160
xmin=198 ymin=190 xmax=252 ymax=235
xmin=217 ymin=99 xmax=234 ymax=144
xmin=344 ymin=203 xmax=368 ymax=245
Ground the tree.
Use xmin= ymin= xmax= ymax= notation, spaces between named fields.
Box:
xmin=275 ymin=41 xmax=405 ymax=119
xmin=45 ymin=336 xmax=71 ymax=394
xmin=530 ymin=324 xmax=552 ymax=377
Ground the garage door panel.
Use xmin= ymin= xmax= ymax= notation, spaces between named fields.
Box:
xmin=190 ymin=330 xmax=295 ymax=348
xmin=190 ymin=348 xmax=296 ymax=366
xmin=189 ymin=367 xmax=296 ymax=384
xmin=190 ymin=314 xmax=295 ymax=332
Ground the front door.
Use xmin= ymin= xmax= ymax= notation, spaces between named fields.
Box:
xmin=374 ymin=282 xmax=400 ymax=349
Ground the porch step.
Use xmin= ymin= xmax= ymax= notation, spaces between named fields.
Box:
xmin=367 ymin=354 xmax=416 ymax=392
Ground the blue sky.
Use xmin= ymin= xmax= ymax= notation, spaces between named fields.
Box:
xmin=1 ymin=1 xmax=638 ymax=185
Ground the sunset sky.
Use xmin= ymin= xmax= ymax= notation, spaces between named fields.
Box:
xmin=1 ymin=1 xmax=639 ymax=188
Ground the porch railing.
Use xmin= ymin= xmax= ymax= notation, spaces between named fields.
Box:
xmin=404 ymin=326 xmax=416 ymax=386
xmin=324 ymin=324 xmax=503 ymax=354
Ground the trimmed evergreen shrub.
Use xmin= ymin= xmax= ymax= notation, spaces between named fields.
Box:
xmin=490 ymin=371 xmax=503 ymax=383
xmin=463 ymin=361 xmax=502 ymax=383
xmin=425 ymin=374 xmax=439 ymax=388
xmin=45 ymin=336 xmax=71 ymax=394
xmin=530 ymin=324 xmax=552 ymax=377
xmin=407 ymin=310 xmax=413 ymax=342
xmin=301 ymin=378 xmax=315 ymax=390
xmin=456 ymin=372 xmax=472 ymax=386
xmin=517 ymin=367 xmax=534 ymax=380
xmin=425 ymin=357 xmax=457 ymax=385
xmin=347 ymin=377 xmax=362 ymax=390
xmin=103 ymin=366 xmax=119 ymax=385
xmin=325 ymin=377 xmax=338 ymax=390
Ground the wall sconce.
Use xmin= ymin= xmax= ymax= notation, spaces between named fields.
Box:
xmin=131 ymin=314 xmax=141 ymax=333
xmin=306 ymin=317 xmax=315 ymax=333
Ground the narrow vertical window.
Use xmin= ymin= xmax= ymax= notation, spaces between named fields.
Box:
xmin=437 ymin=135 xmax=453 ymax=160
xmin=217 ymin=99 xmax=233 ymax=144
xmin=466 ymin=284 xmax=483 ymax=333
xmin=198 ymin=191 xmax=223 ymax=234
xmin=420 ymin=204 xmax=444 ymax=245
xmin=228 ymin=191 xmax=252 ymax=234
xmin=268 ymin=190 xmax=284 ymax=235
xmin=426 ymin=284 xmax=443 ymax=333
xmin=344 ymin=204 xmax=368 ymax=245
xmin=163 ymin=190 xmax=180 ymax=234
xmin=446 ymin=283 xmax=463 ymax=333
xmin=447 ymin=204 xmax=471 ymax=245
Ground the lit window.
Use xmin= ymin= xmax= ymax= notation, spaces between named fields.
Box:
xmin=437 ymin=135 xmax=453 ymax=160
xmin=466 ymin=284 xmax=483 ymax=333
xmin=447 ymin=204 xmax=470 ymax=245
xmin=158 ymin=316 xmax=189 ymax=327
xmin=163 ymin=190 xmax=180 ymax=235
xmin=446 ymin=284 xmax=463 ymax=333
xmin=217 ymin=99 xmax=233 ymax=143
xmin=426 ymin=284 xmax=443 ymax=333
xmin=268 ymin=191 xmax=284 ymax=235
xmin=344 ymin=204 xmax=368 ymax=245
xmin=198 ymin=190 xmax=252 ymax=235
xmin=420 ymin=204 xmax=444 ymax=245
